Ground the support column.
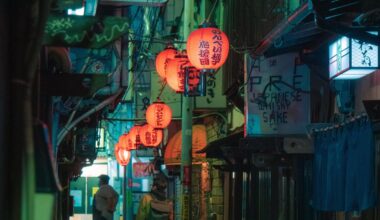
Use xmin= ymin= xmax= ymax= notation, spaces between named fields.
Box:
xmin=123 ymin=166 xmax=127 ymax=220
xmin=181 ymin=0 xmax=194 ymax=219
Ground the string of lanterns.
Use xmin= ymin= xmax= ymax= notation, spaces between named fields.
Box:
xmin=115 ymin=24 xmax=229 ymax=166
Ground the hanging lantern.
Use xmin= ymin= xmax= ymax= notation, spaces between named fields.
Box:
xmin=165 ymin=52 xmax=200 ymax=93
xmin=140 ymin=124 xmax=163 ymax=147
xmin=115 ymin=146 xmax=131 ymax=166
xmin=129 ymin=125 xmax=142 ymax=147
xmin=119 ymin=133 xmax=136 ymax=150
xmin=186 ymin=26 xmax=229 ymax=70
xmin=146 ymin=101 xmax=172 ymax=129
xmin=155 ymin=45 xmax=177 ymax=79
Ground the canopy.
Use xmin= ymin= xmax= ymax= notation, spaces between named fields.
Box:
xmin=164 ymin=125 xmax=207 ymax=165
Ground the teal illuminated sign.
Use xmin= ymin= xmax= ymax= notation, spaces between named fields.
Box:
xmin=329 ymin=32 xmax=379 ymax=80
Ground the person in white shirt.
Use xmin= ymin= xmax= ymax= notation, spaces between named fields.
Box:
xmin=93 ymin=175 xmax=119 ymax=220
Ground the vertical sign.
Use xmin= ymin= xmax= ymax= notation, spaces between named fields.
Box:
xmin=245 ymin=53 xmax=310 ymax=136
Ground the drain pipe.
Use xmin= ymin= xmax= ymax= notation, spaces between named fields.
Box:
xmin=57 ymin=89 xmax=123 ymax=146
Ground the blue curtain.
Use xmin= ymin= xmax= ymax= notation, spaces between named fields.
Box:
xmin=312 ymin=117 xmax=376 ymax=211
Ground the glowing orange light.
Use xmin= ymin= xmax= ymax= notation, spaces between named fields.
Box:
xmin=115 ymin=145 xmax=131 ymax=166
xmin=165 ymin=52 xmax=200 ymax=92
xmin=140 ymin=124 xmax=163 ymax=147
xmin=129 ymin=125 xmax=143 ymax=147
xmin=155 ymin=46 xmax=177 ymax=79
xmin=164 ymin=124 xmax=207 ymax=165
xmin=146 ymin=101 xmax=172 ymax=129
xmin=118 ymin=133 xmax=136 ymax=150
xmin=186 ymin=27 xmax=229 ymax=70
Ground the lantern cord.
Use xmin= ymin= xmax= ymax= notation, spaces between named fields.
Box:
xmin=157 ymin=80 xmax=167 ymax=100
xmin=206 ymin=0 xmax=219 ymax=23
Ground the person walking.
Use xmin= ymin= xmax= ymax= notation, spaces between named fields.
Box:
xmin=93 ymin=174 xmax=119 ymax=220
xmin=136 ymin=173 xmax=173 ymax=220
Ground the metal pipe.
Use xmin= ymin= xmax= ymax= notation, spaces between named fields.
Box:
xmin=123 ymin=165 xmax=127 ymax=220
xmin=181 ymin=0 xmax=194 ymax=219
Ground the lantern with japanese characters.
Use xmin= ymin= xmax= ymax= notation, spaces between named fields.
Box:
xmin=146 ymin=101 xmax=172 ymax=129
xmin=165 ymin=51 xmax=201 ymax=93
xmin=155 ymin=45 xmax=177 ymax=79
xmin=129 ymin=125 xmax=143 ymax=148
xmin=115 ymin=144 xmax=131 ymax=166
xmin=186 ymin=26 xmax=229 ymax=70
xmin=118 ymin=133 xmax=136 ymax=150
xmin=140 ymin=124 xmax=163 ymax=147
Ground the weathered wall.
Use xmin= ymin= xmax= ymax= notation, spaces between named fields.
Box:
xmin=355 ymin=70 xmax=380 ymax=112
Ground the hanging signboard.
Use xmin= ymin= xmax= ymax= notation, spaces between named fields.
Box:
xmin=245 ymin=53 xmax=310 ymax=136
xmin=44 ymin=15 xmax=128 ymax=48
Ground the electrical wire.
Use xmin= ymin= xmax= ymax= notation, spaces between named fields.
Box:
xmin=156 ymin=80 xmax=167 ymax=100
xmin=206 ymin=0 xmax=219 ymax=23
xmin=110 ymin=6 xmax=162 ymax=117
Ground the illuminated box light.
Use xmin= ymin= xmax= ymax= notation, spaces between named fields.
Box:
xmin=329 ymin=32 xmax=379 ymax=80
xmin=67 ymin=0 xmax=98 ymax=16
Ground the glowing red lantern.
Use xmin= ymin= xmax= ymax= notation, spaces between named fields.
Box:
xmin=155 ymin=45 xmax=177 ymax=79
xmin=186 ymin=26 xmax=229 ymax=70
xmin=118 ymin=133 xmax=136 ymax=150
xmin=129 ymin=125 xmax=142 ymax=147
xmin=140 ymin=124 xmax=163 ymax=147
xmin=115 ymin=146 xmax=131 ymax=166
xmin=165 ymin=52 xmax=200 ymax=92
xmin=146 ymin=101 xmax=172 ymax=129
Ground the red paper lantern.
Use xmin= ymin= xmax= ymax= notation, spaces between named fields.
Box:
xmin=129 ymin=125 xmax=143 ymax=147
xmin=165 ymin=52 xmax=200 ymax=92
xmin=115 ymin=146 xmax=131 ymax=166
xmin=186 ymin=27 xmax=229 ymax=70
xmin=140 ymin=124 xmax=163 ymax=147
xmin=118 ymin=133 xmax=136 ymax=150
xmin=146 ymin=101 xmax=172 ymax=129
xmin=155 ymin=45 xmax=177 ymax=79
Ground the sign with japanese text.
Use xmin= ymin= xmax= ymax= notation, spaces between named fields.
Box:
xmin=195 ymin=69 xmax=226 ymax=109
xmin=245 ymin=53 xmax=310 ymax=136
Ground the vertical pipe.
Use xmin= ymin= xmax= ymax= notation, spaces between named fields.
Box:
xmin=123 ymin=166 xmax=127 ymax=220
xmin=181 ymin=0 xmax=194 ymax=219
xmin=127 ymin=160 xmax=133 ymax=220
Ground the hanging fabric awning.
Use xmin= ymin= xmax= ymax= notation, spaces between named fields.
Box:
xmin=312 ymin=115 xmax=376 ymax=211
xmin=164 ymin=125 xmax=207 ymax=165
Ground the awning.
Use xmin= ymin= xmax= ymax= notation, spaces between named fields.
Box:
xmin=257 ymin=1 xmax=380 ymax=57
xmin=164 ymin=124 xmax=207 ymax=165
xmin=196 ymin=129 xmax=243 ymax=158
xmin=197 ymin=127 xmax=286 ymax=171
